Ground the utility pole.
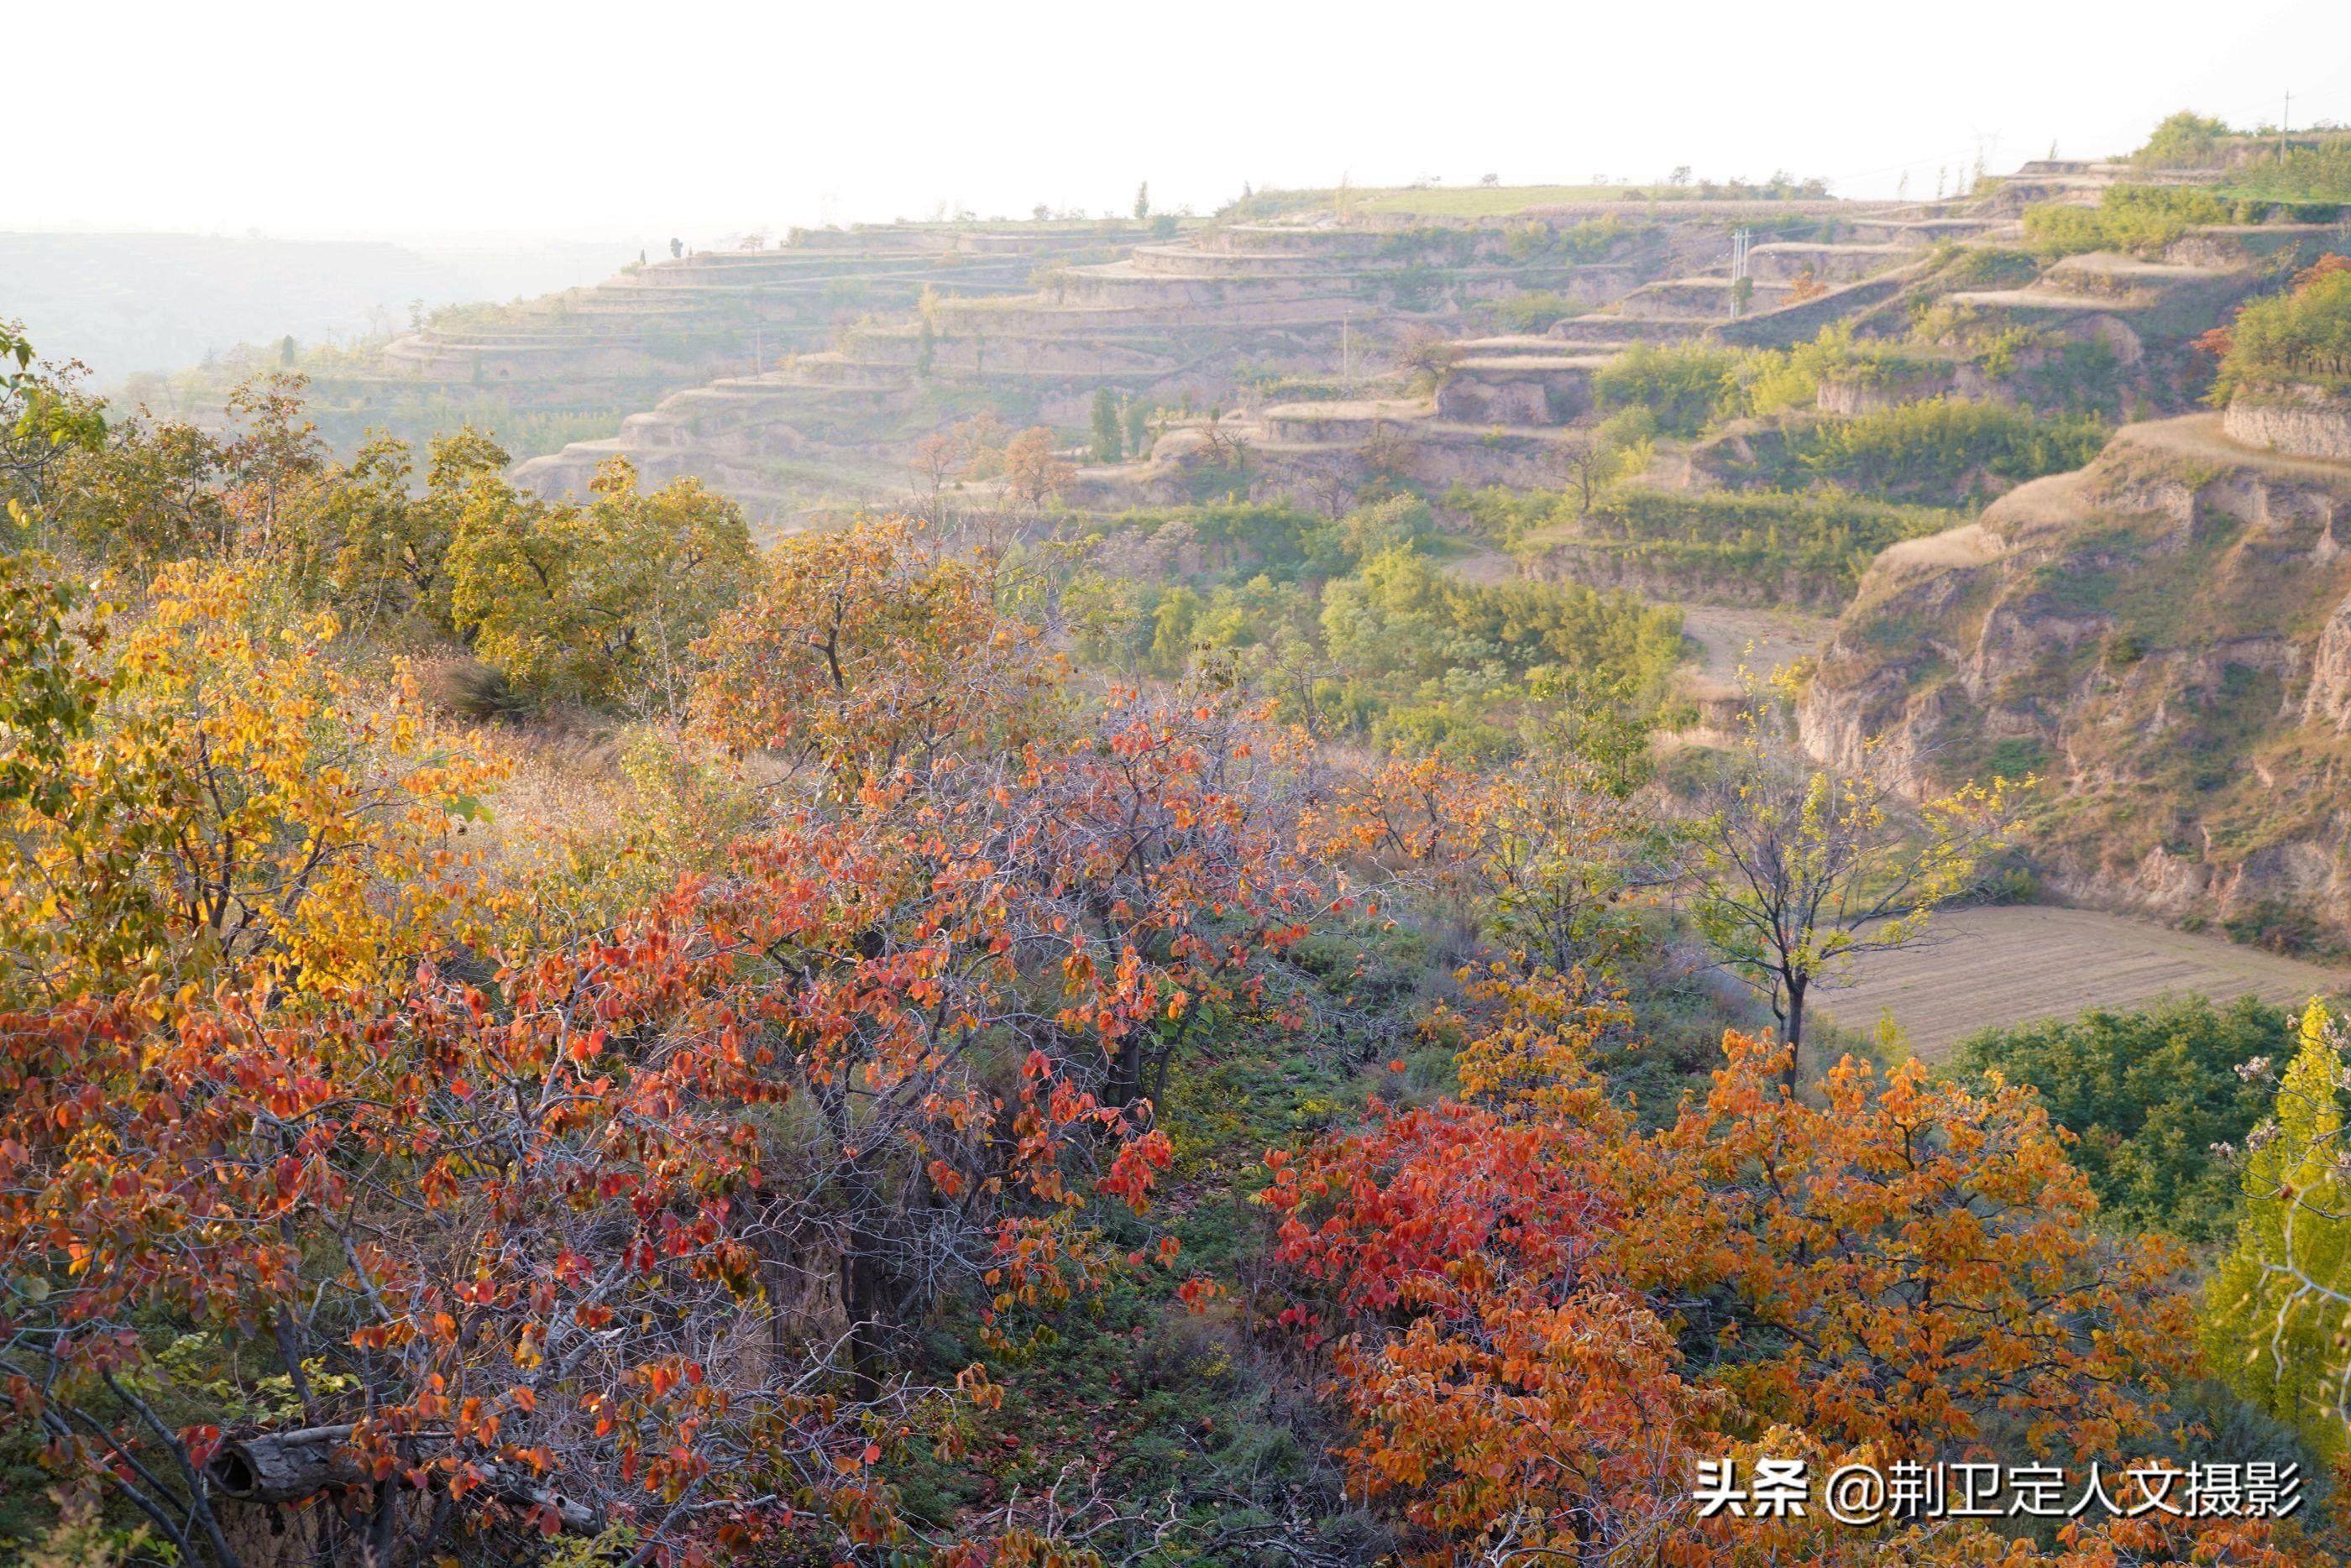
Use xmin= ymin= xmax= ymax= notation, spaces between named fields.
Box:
xmin=2282 ymin=91 xmax=2292 ymax=162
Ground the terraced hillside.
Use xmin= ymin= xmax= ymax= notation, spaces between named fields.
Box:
xmin=161 ymin=222 xmax=1154 ymax=472
xmin=483 ymin=148 xmax=2334 ymax=532
xmin=504 ymin=209 xmax=1736 ymax=519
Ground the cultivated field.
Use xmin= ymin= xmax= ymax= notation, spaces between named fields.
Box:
xmin=1816 ymin=905 xmax=2351 ymax=1060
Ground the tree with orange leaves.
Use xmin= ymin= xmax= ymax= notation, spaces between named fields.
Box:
xmin=0 ymin=500 xmax=1341 ymax=1563
xmin=703 ymin=677 xmax=1327 ymax=1388
xmin=1302 ymin=698 xmax=1663 ymax=981
xmin=1625 ymin=1031 xmax=2197 ymax=1460
xmin=0 ymin=560 xmax=935 ymax=1564
xmin=1000 ymin=427 xmax=1074 ymax=510
xmin=690 ymin=515 xmax=1061 ymax=794
xmin=1262 ymin=966 xmax=2199 ymax=1562
xmin=1262 ymin=979 xmax=1705 ymax=1565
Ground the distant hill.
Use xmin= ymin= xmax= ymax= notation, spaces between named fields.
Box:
xmin=0 ymin=230 xmax=632 ymax=383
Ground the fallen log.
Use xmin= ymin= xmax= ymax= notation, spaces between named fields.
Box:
xmin=208 ymin=1424 xmax=598 ymax=1533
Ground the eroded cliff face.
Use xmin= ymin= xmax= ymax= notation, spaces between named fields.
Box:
xmin=2226 ymin=386 xmax=2351 ymax=463
xmin=1799 ymin=414 xmax=2351 ymax=938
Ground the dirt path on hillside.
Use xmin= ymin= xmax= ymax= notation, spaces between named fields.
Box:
xmin=2118 ymin=411 xmax=2351 ymax=480
xmin=1815 ymin=905 xmax=2351 ymax=1060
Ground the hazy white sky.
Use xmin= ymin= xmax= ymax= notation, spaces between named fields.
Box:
xmin=14 ymin=0 xmax=2351 ymax=247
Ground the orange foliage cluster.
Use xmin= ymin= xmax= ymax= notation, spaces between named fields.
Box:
xmin=1259 ymin=971 xmax=2310 ymax=1566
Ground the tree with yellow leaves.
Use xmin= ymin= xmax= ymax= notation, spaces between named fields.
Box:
xmin=448 ymin=457 xmax=751 ymax=710
xmin=2206 ymin=1000 xmax=2351 ymax=1460
xmin=0 ymin=559 xmax=501 ymax=1003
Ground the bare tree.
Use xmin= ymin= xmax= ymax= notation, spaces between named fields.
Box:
xmin=1680 ymin=687 xmax=2025 ymax=1086
xmin=911 ymin=430 xmax=956 ymax=494
xmin=1557 ymin=412 xmax=1650 ymax=517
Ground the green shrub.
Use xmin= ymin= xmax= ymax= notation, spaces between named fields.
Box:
xmin=2224 ymin=140 xmax=2351 ymax=205
xmin=2211 ymin=260 xmax=2351 ymax=397
xmin=1574 ymin=487 xmax=1954 ymax=602
xmin=2126 ymin=109 xmax=2351 ymax=202
xmin=1984 ymin=737 xmax=2047 ymax=781
xmin=1593 ymin=342 xmax=1746 ymax=436
xmin=1935 ymin=246 xmax=2043 ymax=292
xmin=1950 ymin=994 xmax=2289 ymax=1241
xmin=2222 ymin=898 xmax=2331 ymax=956
xmin=1740 ymin=326 xmax=1939 ymax=415
xmin=1490 ymin=291 xmax=1589 ymax=332
xmin=1067 ymin=500 xmax=1681 ymax=752
xmin=2022 ymin=185 xmax=2233 ymax=259
xmin=2133 ymin=111 xmax=2234 ymax=167
xmin=1789 ymin=395 xmax=2110 ymax=492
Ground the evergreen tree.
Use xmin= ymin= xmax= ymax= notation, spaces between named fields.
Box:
xmin=1090 ymin=386 xmax=1122 ymax=463
xmin=1133 ymin=181 xmax=1150 ymax=222
xmin=2207 ymin=1001 xmax=2351 ymax=1458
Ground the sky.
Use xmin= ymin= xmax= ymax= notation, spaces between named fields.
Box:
xmin=13 ymin=0 xmax=2351 ymax=250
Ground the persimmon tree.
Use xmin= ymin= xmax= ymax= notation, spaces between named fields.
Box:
xmin=449 ymin=457 xmax=751 ymax=710
xmin=1264 ymin=1101 xmax=1702 ymax=1565
xmin=3 ymin=515 xmax=1319 ymax=1562
xmin=1265 ymin=965 xmax=2198 ymax=1559
xmin=702 ymin=690 xmax=1326 ymax=1382
xmin=1000 ymin=427 xmax=1074 ymax=511
xmin=0 ymin=891 xmax=988 ymax=1566
xmin=0 ymin=561 xmax=501 ymax=1003
xmin=911 ymin=430 xmax=957 ymax=494
xmin=1626 ymin=1032 xmax=2196 ymax=1457
xmin=691 ymin=518 xmax=1336 ymax=1392
xmin=1303 ymin=703 xmax=1664 ymax=980
xmin=690 ymin=515 xmax=1060 ymax=793
xmin=1259 ymin=977 xmax=1698 ymax=1564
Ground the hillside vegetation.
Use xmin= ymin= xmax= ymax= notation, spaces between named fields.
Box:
xmin=18 ymin=102 xmax=2351 ymax=1568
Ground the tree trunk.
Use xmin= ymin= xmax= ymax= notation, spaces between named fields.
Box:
xmin=1783 ymin=975 xmax=1808 ymax=1093
xmin=838 ymin=1199 xmax=888 ymax=1398
xmin=814 ymin=1077 xmax=888 ymax=1397
xmin=1109 ymin=1027 xmax=1145 ymax=1110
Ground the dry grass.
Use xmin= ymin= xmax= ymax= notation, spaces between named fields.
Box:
xmin=1676 ymin=604 xmax=1837 ymax=679
xmin=1874 ymin=522 xmax=2006 ymax=572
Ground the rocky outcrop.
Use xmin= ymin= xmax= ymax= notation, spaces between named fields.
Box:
xmin=2226 ymin=386 xmax=2351 ymax=463
xmin=1816 ymin=368 xmax=1955 ymax=416
xmin=2306 ymin=592 xmax=2351 ymax=729
xmin=1800 ymin=414 xmax=2351 ymax=940
xmin=1434 ymin=355 xmax=1602 ymax=425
